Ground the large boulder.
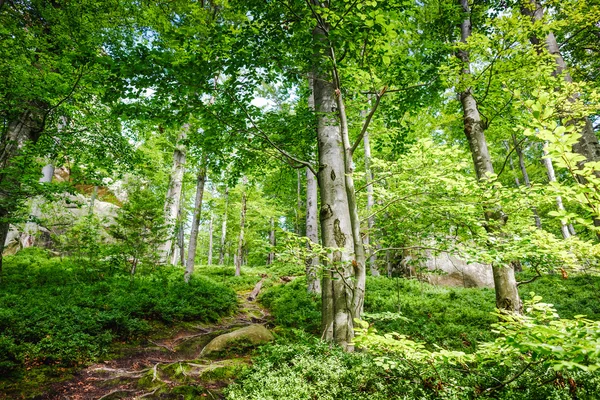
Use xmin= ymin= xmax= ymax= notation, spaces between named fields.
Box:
xmin=423 ymin=250 xmax=494 ymax=288
xmin=201 ymin=325 xmax=274 ymax=357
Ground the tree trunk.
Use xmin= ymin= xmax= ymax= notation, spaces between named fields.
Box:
xmin=185 ymin=167 xmax=207 ymax=282
xmin=305 ymin=166 xmax=321 ymax=294
xmin=219 ymin=187 xmax=229 ymax=265
xmin=0 ymin=110 xmax=45 ymax=276
xmin=512 ymin=135 xmax=542 ymax=229
xmin=522 ymin=1 xmax=600 ymax=237
xmin=458 ymin=0 xmax=521 ymax=313
xmin=296 ymin=169 xmax=303 ymax=235
xmin=235 ymin=177 xmax=247 ymax=277
xmin=160 ymin=128 xmax=187 ymax=264
xmin=542 ymin=143 xmax=572 ymax=238
xmin=267 ymin=217 xmax=275 ymax=265
xmin=337 ymin=92 xmax=366 ymax=318
xmin=207 ymin=213 xmax=214 ymax=265
xmin=313 ymin=28 xmax=356 ymax=350
xmin=363 ymin=127 xmax=379 ymax=276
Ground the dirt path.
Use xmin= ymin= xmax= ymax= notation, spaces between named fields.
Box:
xmin=40 ymin=295 xmax=270 ymax=400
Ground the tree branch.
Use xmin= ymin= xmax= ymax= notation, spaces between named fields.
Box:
xmin=225 ymin=92 xmax=317 ymax=176
xmin=350 ymin=87 xmax=386 ymax=154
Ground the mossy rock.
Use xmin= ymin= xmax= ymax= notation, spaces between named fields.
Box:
xmin=200 ymin=325 xmax=274 ymax=357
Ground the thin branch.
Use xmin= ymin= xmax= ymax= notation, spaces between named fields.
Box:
xmin=361 ymin=79 xmax=435 ymax=94
xmin=350 ymin=87 xmax=386 ymax=154
xmin=225 ymin=92 xmax=318 ymax=176
xmin=361 ymin=191 xmax=426 ymax=223
xmin=482 ymin=361 xmax=538 ymax=394
xmin=496 ymin=136 xmax=527 ymax=178
xmin=332 ymin=0 xmax=361 ymax=30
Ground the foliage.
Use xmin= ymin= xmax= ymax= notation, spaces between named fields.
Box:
xmin=259 ymin=277 xmax=321 ymax=334
xmin=0 ymin=250 xmax=236 ymax=376
xmin=108 ymin=183 xmax=168 ymax=273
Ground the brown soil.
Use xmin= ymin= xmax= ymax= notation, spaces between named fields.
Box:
xmin=36 ymin=295 xmax=270 ymax=400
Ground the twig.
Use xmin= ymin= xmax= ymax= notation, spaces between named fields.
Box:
xmin=152 ymin=362 xmax=161 ymax=382
xmin=481 ymin=361 xmax=538 ymax=394
xmin=149 ymin=340 xmax=175 ymax=352
xmin=138 ymin=387 xmax=160 ymax=398
xmin=497 ymin=136 xmax=527 ymax=178
xmin=98 ymin=389 xmax=136 ymax=400
xmin=517 ymin=263 xmax=542 ymax=287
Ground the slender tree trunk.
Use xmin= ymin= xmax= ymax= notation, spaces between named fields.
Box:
xmin=363 ymin=127 xmax=379 ymax=276
xmin=296 ymin=169 xmax=303 ymax=235
xmin=458 ymin=0 xmax=521 ymax=313
xmin=512 ymin=135 xmax=542 ymax=229
xmin=542 ymin=143 xmax=572 ymax=238
xmin=219 ymin=188 xmax=229 ymax=265
xmin=207 ymin=213 xmax=214 ymax=265
xmin=267 ymin=217 xmax=275 ymax=265
xmin=522 ymin=1 xmax=600 ymax=236
xmin=305 ymin=166 xmax=321 ymax=294
xmin=235 ymin=177 xmax=247 ymax=277
xmin=160 ymin=128 xmax=187 ymax=264
xmin=337 ymin=93 xmax=366 ymax=318
xmin=185 ymin=167 xmax=207 ymax=282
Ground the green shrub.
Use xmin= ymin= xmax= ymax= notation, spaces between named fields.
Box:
xmin=259 ymin=277 xmax=321 ymax=333
xmin=0 ymin=251 xmax=237 ymax=376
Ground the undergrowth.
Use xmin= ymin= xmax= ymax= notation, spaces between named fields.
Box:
xmin=0 ymin=249 xmax=237 ymax=378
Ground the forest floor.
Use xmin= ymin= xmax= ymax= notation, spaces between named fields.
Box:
xmin=39 ymin=291 xmax=271 ymax=400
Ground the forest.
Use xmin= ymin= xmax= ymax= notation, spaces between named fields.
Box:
xmin=1 ymin=0 xmax=600 ymax=398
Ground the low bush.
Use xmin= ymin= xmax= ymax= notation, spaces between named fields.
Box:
xmin=259 ymin=277 xmax=321 ymax=334
xmin=0 ymin=250 xmax=237 ymax=376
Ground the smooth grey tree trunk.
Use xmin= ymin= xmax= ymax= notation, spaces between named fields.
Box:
xmin=207 ymin=213 xmax=214 ymax=265
xmin=458 ymin=0 xmax=521 ymax=313
xmin=267 ymin=217 xmax=275 ymax=265
xmin=235 ymin=177 xmax=247 ymax=277
xmin=219 ymin=187 xmax=229 ymax=265
xmin=185 ymin=167 xmax=207 ymax=282
xmin=305 ymin=166 xmax=321 ymax=294
xmin=512 ymin=135 xmax=542 ymax=229
xmin=313 ymin=24 xmax=357 ymax=350
xmin=363 ymin=127 xmax=379 ymax=276
xmin=160 ymin=128 xmax=187 ymax=264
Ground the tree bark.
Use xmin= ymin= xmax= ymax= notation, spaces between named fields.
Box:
xmin=207 ymin=213 xmax=214 ymax=265
xmin=267 ymin=217 xmax=275 ymax=265
xmin=522 ymin=0 xmax=600 ymax=236
xmin=185 ymin=166 xmax=207 ymax=282
xmin=512 ymin=135 xmax=542 ymax=229
xmin=160 ymin=128 xmax=187 ymax=264
xmin=458 ymin=0 xmax=521 ymax=313
xmin=0 ymin=110 xmax=45 ymax=277
xmin=219 ymin=187 xmax=229 ymax=265
xmin=305 ymin=166 xmax=321 ymax=294
xmin=313 ymin=25 xmax=356 ymax=350
xmin=363 ymin=126 xmax=379 ymax=276
xmin=235 ymin=177 xmax=247 ymax=277
xmin=542 ymin=143 xmax=572 ymax=239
